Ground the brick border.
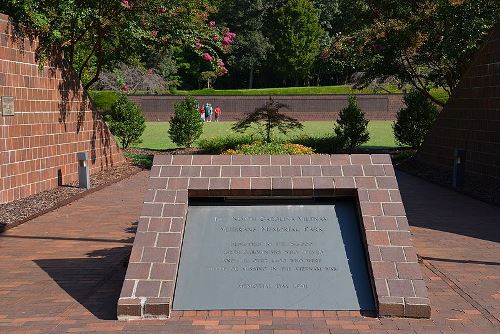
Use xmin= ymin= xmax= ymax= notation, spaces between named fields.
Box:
xmin=118 ymin=155 xmax=430 ymax=320
xmin=129 ymin=94 xmax=405 ymax=122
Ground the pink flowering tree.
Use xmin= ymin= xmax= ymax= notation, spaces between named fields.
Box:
xmin=189 ymin=20 xmax=236 ymax=80
xmin=3 ymin=0 xmax=235 ymax=89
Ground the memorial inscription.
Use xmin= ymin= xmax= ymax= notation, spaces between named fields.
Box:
xmin=173 ymin=201 xmax=375 ymax=310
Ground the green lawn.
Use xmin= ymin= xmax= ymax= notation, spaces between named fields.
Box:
xmin=176 ymin=84 xmax=402 ymax=96
xmin=134 ymin=121 xmax=398 ymax=150
xmin=180 ymin=85 xmax=448 ymax=104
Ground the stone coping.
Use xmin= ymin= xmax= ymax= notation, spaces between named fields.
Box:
xmin=118 ymin=155 xmax=430 ymax=320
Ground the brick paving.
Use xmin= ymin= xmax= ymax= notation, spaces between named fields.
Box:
xmin=0 ymin=170 xmax=499 ymax=333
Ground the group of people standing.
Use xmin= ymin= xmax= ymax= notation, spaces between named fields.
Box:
xmin=199 ymin=103 xmax=221 ymax=122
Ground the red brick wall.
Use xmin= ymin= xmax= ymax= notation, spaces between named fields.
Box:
xmin=0 ymin=14 xmax=124 ymax=204
xmin=129 ymin=94 xmax=404 ymax=122
xmin=416 ymin=23 xmax=500 ymax=183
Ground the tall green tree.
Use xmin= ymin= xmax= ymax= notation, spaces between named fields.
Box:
xmin=329 ymin=0 xmax=500 ymax=106
xmin=310 ymin=0 xmax=371 ymax=85
xmin=216 ymin=0 xmax=273 ymax=88
xmin=267 ymin=0 xmax=323 ymax=85
xmin=2 ymin=0 xmax=233 ymax=90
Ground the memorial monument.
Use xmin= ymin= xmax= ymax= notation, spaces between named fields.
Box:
xmin=118 ymin=154 xmax=430 ymax=319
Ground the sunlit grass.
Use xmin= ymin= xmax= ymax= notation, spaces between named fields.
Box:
xmin=133 ymin=121 xmax=398 ymax=150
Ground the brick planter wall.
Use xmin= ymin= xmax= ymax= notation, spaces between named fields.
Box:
xmin=128 ymin=94 xmax=404 ymax=122
xmin=416 ymin=23 xmax=500 ymax=185
xmin=0 ymin=14 xmax=124 ymax=203
xmin=118 ymin=154 xmax=430 ymax=320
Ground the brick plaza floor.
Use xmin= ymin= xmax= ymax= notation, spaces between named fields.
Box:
xmin=0 ymin=170 xmax=498 ymax=333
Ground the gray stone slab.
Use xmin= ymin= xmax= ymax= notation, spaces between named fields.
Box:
xmin=173 ymin=200 xmax=375 ymax=310
xmin=1 ymin=96 xmax=14 ymax=116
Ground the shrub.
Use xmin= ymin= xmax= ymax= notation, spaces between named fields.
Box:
xmin=393 ymin=90 xmax=439 ymax=148
xmin=290 ymin=134 xmax=342 ymax=154
xmin=223 ymin=142 xmax=314 ymax=155
xmin=198 ymin=134 xmax=254 ymax=154
xmin=334 ymin=96 xmax=370 ymax=152
xmin=168 ymin=96 xmax=203 ymax=148
xmin=105 ymin=94 xmax=146 ymax=148
xmin=232 ymin=97 xmax=303 ymax=143
xmin=89 ymin=90 xmax=120 ymax=113
xmin=124 ymin=152 xmax=153 ymax=169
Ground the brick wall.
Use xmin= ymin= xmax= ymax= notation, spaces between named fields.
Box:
xmin=0 ymin=14 xmax=124 ymax=204
xmin=416 ymin=23 xmax=500 ymax=184
xmin=129 ymin=94 xmax=404 ymax=122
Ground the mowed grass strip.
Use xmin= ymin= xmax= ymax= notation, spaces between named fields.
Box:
xmin=176 ymin=84 xmax=402 ymax=96
xmin=134 ymin=121 xmax=398 ymax=150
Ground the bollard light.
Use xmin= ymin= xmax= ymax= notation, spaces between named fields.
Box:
xmin=453 ymin=148 xmax=465 ymax=188
xmin=77 ymin=152 xmax=90 ymax=189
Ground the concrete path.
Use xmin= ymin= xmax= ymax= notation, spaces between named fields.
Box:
xmin=0 ymin=170 xmax=498 ymax=333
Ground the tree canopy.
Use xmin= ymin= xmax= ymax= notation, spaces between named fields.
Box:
xmin=328 ymin=0 xmax=500 ymax=105
xmin=267 ymin=0 xmax=323 ymax=85
xmin=216 ymin=0 xmax=273 ymax=89
xmin=2 ymin=0 xmax=234 ymax=89
xmin=2 ymin=0 xmax=498 ymax=96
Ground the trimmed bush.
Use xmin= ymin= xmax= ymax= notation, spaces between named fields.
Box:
xmin=197 ymin=134 xmax=254 ymax=154
xmin=105 ymin=94 xmax=146 ymax=148
xmin=89 ymin=90 xmax=120 ymax=113
xmin=334 ymin=96 xmax=370 ymax=152
xmin=393 ymin=90 xmax=439 ymax=148
xmin=168 ymin=96 xmax=203 ymax=148
xmin=290 ymin=134 xmax=342 ymax=154
xmin=223 ymin=142 xmax=314 ymax=155
xmin=124 ymin=152 xmax=154 ymax=169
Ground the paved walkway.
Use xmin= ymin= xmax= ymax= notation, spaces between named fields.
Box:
xmin=0 ymin=170 xmax=499 ymax=333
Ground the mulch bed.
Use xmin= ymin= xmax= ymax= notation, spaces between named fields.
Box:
xmin=0 ymin=147 xmax=204 ymax=232
xmin=0 ymin=148 xmax=204 ymax=232
xmin=0 ymin=160 xmax=143 ymax=232
xmin=126 ymin=147 xmax=204 ymax=156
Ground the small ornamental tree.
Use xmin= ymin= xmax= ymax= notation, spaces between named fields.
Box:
xmin=232 ymin=97 xmax=303 ymax=143
xmin=393 ymin=90 xmax=439 ymax=148
xmin=334 ymin=96 xmax=369 ymax=152
xmin=169 ymin=96 xmax=203 ymax=148
xmin=105 ymin=94 xmax=146 ymax=148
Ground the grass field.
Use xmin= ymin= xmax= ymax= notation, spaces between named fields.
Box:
xmin=182 ymin=86 xmax=448 ymax=104
xmin=134 ymin=121 xmax=399 ymax=150
xmin=176 ymin=85 xmax=402 ymax=96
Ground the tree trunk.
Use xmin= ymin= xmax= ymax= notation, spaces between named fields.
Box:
xmin=248 ymin=66 xmax=254 ymax=89
xmin=266 ymin=119 xmax=271 ymax=143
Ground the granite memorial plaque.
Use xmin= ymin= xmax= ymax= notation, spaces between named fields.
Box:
xmin=1 ymin=96 xmax=14 ymax=116
xmin=173 ymin=200 xmax=375 ymax=310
